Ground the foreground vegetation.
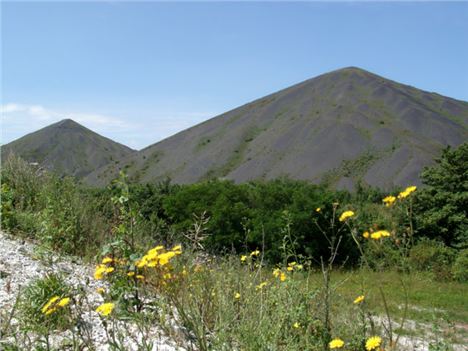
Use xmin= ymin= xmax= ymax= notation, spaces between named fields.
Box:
xmin=0 ymin=144 xmax=467 ymax=350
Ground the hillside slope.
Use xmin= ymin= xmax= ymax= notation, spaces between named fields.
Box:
xmin=86 ymin=67 xmax=468 ymax=189
xmin=2 ymin=119 xmax=135 ymax=178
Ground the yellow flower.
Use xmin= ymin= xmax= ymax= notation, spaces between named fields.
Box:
xmin=370 ymin=230 xmax=391 ymax=240
xmin=250 ymin=250 xmax=261 ymax=257
xmin=329 ymin=338 xmax=345 ymax=349
xmin=57 ymin=297 xmax=70 ymax=307
xmin=398 ymin=185 xmax=417 ymax=199
xmin=136 ymin=256 xmax=149 ymax=268
xmin=316 ymin=207 xmax=321 ymax=213
xmin=127 ymin=271 xmax=135 ymax=277
xmin=234 ymin=292 xmax=241 ymax=299
xmin=136 ymin=274 xmax=145 ymax=280
xmin=279 ymin=272 xmax=287 ymax=282
xmin=363 ymin=231 xmax=370 ymax=239
xmin=339 ymin=210 xmax=355 ymax=222
xmin=42 ymin=296 xmax=70 ymax=315
xmin=41 ymin=296 xmax=60 ymax=314
xmin=293 ymin=322 xmax=300 ymax=329
xmin=240 ymin=255 xmax=247 ymax=262
xmin=382 ymin=195 xmax=396 ymax=207
xmin=171 ymin=244 xmax=182 ymax=253
xmin=147 ymin=259 xmax=159 ymax=267
xmin=256 ymin=282 xmax=268 ymax=290
xmin=272 ymin=268 xmax=281 ymax=277
xmin=94 ymin=265 xmax=107 ymax=280
xmin=353 ymin=295 xmax=365 ymax=304
xmin=365 ymin=336 xmax=382 ymax=351
xmin=163 ymin=273 xmax=172 ymax=280
xmin=287 ymin=266 xmax=294 ymax=271
xmin=370 ymin=231 xmax=382 ymax=240
xmin=158 ymin=251 xmax=176 ymax=266
xmin=148 ymin=245 xmax=164 ymax=256
xmin=96 ymin=302 xmax=115 ymax=316
xmin=101 ymin=257 xmax=113 ymax=264
xmin=96 ymin=287 xmax=106 ymax=294
xmin=296 ymin=264 xmax=303 ymax=270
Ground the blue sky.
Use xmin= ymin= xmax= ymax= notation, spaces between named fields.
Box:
xmin=2 ymin=1 xmax=468 ymax=149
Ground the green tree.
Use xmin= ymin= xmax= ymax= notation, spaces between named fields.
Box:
xmin=414 ymin=143 xmax=468 ymax=248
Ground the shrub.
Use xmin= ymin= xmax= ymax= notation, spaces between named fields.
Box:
xmin=409 ymin=239 xmax=456 ymax=280
xmin=451 ymin=249 xmax=468 ymax=282
xmin=35 ymin=176 xmax=110 ymax=256
xmin=414 ymin=143 xmax=468 ymax=248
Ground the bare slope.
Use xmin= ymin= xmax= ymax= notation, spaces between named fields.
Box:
xmin=86 ymin=67 xmax=468 ymax=189
xmin=2 ymin=119 xmax=135 ymax=178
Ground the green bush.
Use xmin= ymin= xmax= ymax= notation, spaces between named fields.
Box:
xmin=451 ymin=249 xmax=468 ymax=282
xmin=1 ymin=183 xmax=17 ymax=230
xmin=414 ymin=143 xmax=468 ymax=248
xmin=409 ymin=239 xmax=456 ymax=280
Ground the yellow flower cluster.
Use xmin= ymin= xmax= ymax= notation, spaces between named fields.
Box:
xmin=339 ymin=210 xmax=355 ymax=222
xmin=94 ymin=257 xmax=115 ymax=280
xmin=286 ymin=261 xmax=303 ymax=271
xmin=398 ymin=185 xmax=417 ymax=199
xmin=41 ymin=296 xmax=70 ymax=315
xmin=250 ymin=249 xmax=261 ymax=257
xmin=382 ymin=195 xmax=396 ymax=207
xmin=272 ymin=268 xmax=287 ymax=282
xmin=370 ymin=230 xmax=391 ymax=240
xmin=362 ymin=229 xmax=391 ymax=240
xmin=96 ymin=302 xmax=115 ymax=316
xmin=135 ymin=244 xmax=182 ymax=269
xmin=330 ymin=336 xmax=382 ymax=350
xmin=271 ymin=262 xmax=303 ymax=282
xmin=240 ymin=250 xmax=261 ymax=264
xmin=382 ymin=185 xmax=417 ymax=205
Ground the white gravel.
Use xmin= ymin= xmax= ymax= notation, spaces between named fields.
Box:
xmin=0 ymin=231 xmax=184 ymax=350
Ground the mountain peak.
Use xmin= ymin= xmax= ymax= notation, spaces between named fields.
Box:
xmin=55 ymin=118 xmax=82 ymax=128
xmin=2 ymin=118 xmax=134 ymax=178
xmin=327 ymin=66 xmax=377 ymax=78
xmin=85 ymin=67 xmax=468 ymax=190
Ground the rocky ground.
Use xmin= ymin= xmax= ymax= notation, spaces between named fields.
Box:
xmin=0 ymin=231 xmax=184 ymax=350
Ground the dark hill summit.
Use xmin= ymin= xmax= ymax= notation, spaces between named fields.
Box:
xmin=2 ymin=119 xmax=135 ymax=178
xmin=85 ymin=67 xmax=468 ymax=189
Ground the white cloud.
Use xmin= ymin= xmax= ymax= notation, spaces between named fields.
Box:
xmin=1 ymin=102 xmax=137 ymax=145
xmin=1 ymin=103 xmax=132 ymax=128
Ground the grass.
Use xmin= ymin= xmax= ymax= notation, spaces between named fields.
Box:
xmin=315 ymin=270 xmax=468 ymax=323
